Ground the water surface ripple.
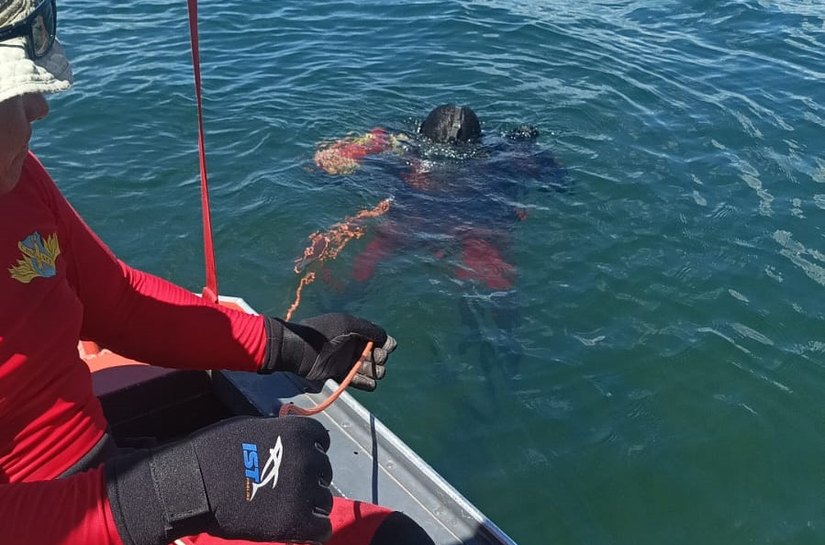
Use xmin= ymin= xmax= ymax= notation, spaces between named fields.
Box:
xmin=34 ymin=1 xmax=825 ymax=544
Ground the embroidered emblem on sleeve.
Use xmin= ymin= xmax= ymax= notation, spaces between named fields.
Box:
xmin=8 ymin=231 xmax=61 ymax=283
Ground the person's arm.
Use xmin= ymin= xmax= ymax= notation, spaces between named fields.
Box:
xmin=0 ymin=416 xmax=336 ymax=545
xmin=31 ymin=154 xmax=394 ymax=388
xmin=503 ymin=126 xmax=569 ymax=192
xmin=314 ymin=128 xmax=397 ymax=175
xmin=77 ymin=260 xmax=268 ymax=373
xmin=0 ymin=468 xmax=123 ymax=545
xmin=38 ymin=164 xmax=267 ymax=371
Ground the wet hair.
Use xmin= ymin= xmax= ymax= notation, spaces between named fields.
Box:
xmin=419 ymin=104 xmax=481 ymax=144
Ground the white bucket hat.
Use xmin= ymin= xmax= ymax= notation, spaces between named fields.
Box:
xmin=0 ymin=0 xmax=72 ymax=104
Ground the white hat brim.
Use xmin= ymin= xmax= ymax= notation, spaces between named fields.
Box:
xmin=0 ymin=35 xmax=72 ymax=104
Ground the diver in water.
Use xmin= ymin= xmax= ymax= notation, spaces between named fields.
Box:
xmin=310 ymin=104 xmax=566 ymax=380
xmin=311 ymin=103 xmax=564 ymax=290
xmin=314 ymin=103 xmax=557 ymax=181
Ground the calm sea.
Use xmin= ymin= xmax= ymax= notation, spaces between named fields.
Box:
xmin=34 ymin=1 xmax=825 ymax=544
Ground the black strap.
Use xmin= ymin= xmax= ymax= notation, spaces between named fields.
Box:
xmin=148 ymin=441 xmax=212 ymax=536
xmin=260 ymin=315 xmax=286 ymax=374
xmin=59 ymin=431 xmax=117 ymax=478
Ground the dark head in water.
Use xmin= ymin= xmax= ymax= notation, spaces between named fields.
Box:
xmin=419 ymin=104 xmax=482 ymax=144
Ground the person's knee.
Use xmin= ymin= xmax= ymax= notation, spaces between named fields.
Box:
xmin=370 ymin=511 xmax=436 ymax=545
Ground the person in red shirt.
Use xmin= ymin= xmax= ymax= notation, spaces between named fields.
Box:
xmin=0 ymin=2 xmax=434 ymax=545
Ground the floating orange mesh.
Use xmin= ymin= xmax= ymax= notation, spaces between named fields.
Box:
xmin=286 ymin=198 xmax=391 ymax=321
xmin=314 ymin=129 xmax=393 ymax=175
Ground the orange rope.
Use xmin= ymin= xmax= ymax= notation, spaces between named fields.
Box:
xmin=278 ymin=341 xmax=373 ymax=417
xmin=279 ymin=199 xmax=390 ymax=417
xmin=293 ymin=199 xmax=391 ymax=275
xmin=285 ymin=272 xmax=316 ymax=322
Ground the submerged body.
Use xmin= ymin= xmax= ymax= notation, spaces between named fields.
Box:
xmin=313 ymin=105 xmax=566 ymax=291
xmin=313 ymin=105 xmax=567 ymax=379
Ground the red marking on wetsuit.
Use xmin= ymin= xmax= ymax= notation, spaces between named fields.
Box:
xmin=455 ymin=238 xmax=516 ymax=290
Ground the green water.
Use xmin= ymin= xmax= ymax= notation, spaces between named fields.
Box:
xmin=32 ymin=1 xmax=825 ymax=543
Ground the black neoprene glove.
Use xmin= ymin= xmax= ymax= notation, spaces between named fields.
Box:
xmin=262 ymin=313 xmax=397 ymax=391
xmin=106 ymin=416 xmax=333 ymax=545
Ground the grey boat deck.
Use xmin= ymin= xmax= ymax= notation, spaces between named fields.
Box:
xmin=216 ymin=370 xmax=516 ymax=545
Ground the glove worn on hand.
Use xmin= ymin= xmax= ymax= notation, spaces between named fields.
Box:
xmin=106 ymin=416 xmax=333 ymax=545
xmin=262 ymin=313 xmax=397 ymax=391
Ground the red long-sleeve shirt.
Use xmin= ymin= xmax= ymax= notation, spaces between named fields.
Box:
xmin=0 ymin=152 xmax=268 ymax=543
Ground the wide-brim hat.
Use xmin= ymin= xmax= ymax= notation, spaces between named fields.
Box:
xmin=0 ymin=0 xmax=72 ymax=104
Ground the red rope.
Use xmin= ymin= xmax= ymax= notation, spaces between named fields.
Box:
xmin=183 ymin=1 xmax=376 ymax=418
xmin=186 ymin=0 xmax=219 ymax=303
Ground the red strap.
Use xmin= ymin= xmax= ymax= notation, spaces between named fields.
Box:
xmin=186 ymin=0 xmax=219 ymax=303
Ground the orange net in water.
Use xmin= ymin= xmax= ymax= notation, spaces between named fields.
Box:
xmin=286 ymin=198 xmax=391 ymax=321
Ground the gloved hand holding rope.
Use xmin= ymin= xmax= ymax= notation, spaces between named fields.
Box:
xmin=261 ymin=313 xmax=397 ymax=392
xmin=271 ymin=198 xmax=395 ymax=411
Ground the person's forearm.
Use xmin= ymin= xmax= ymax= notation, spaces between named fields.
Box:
xmin=31 ymin=153 xmax=268 ymax=371
xmin=81 ymin=261 xmax=268 ymax=371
